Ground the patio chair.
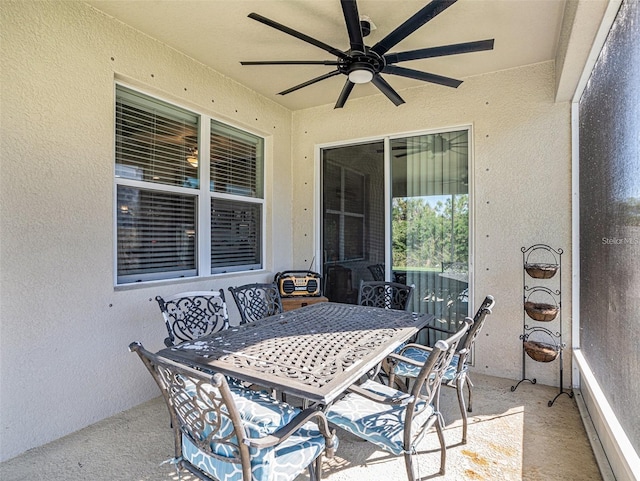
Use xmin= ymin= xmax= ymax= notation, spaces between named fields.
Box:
xmin=228 ymin=283 xmax=283 ymax=325
xmin=357 ymin=280 xmax=415 ymax=311
xmin=326 ymin=318 xmax=472 ymax=478
xmin=129 ymin=342 xmax=337 ymax=481
xmin=367 ymin=263 xmax=385 ymax=281
xmin=324 ymin=264 xmax=358 ymax=304
xmin=389 ymin=295 xmax=495 ymax=444
xmin=156 ymin=290 xmax=229 ymax=347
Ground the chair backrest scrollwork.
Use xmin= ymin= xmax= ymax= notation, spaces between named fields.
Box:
xmin=156 ymin=290 xmax=229 ymax=347
xmin=228 ymin=283 xmax=283 ymax=325
xmin=367 ymin=264 xmax=385 ymax=281
xmin=129 ymin=342 xmax=252 ymax=478
xmin=357 ymin=280 xmax=415 ymax=311
xmin=130 ymin=341 xmax=335 ymax=481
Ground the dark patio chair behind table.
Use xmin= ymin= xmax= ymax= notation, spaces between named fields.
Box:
xmin=228 ymin=283 xmax=283 ymax=325
xmin=326 ymin=318 xmax=472 ymax=479
xmin=389 ymin=295 xmax=496 ymax=444
xmin=367 ymin=263 xmax=385 ymax=281
xmin=357 ymin=280 xmax=415 ymax=311
xmin=155 ymin=290 xmax=229 ymax=348
xmin=130 ymin=342 xmax=337 ymax=481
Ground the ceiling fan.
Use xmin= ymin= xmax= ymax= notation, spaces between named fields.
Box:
xmin=241 ymin=0 xmax=494 ymax=108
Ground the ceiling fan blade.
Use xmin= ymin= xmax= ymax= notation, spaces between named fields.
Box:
xmin=371 ymin=75 xmax=405 ymax=106
xmin=385 ymin=39 xmax=495 ymax=64
xmin=248 ymin=13 xmax=349 ymax=60
xmin=278 ymin=70 xmax=342 ymax=96
xmin=383 ymin=65 xmax=462 ymax=88
xmin=340 ymin=0 xmax=365 ymax=52
xmin=334 ymin=80 xmax=355 ymax=109
xmin=241 ymin=60 xmax=340 ymax=66
xmin=371 ymin=0 xmax=458 ymax=56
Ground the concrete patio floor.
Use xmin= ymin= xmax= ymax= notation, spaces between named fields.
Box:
xmin=1 ymin=373 xmax=606 ymax=481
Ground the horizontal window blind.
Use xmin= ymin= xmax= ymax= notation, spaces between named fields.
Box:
xmin=211 ymin=121 xmax=263 ymax=198
xmin=117 ymin=186 xmax=197 ymax=282
xmin=116 ymin=86 xmax=199 ymax=188
xmin=211 ymin=199 xmax=261 ymax=273
xmin=114 ymin=85 xmax=265 ymax=284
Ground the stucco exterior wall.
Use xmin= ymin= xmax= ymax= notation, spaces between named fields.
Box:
xmin=291 ymin=61 xmax=572 ymax=386
xmin=0 ymin=1 xmax=292 ymax=461
xmin=1 ymin=0 xmax=574 ymax=463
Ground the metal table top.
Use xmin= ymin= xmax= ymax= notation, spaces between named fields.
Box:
xmin=158 ymin=302 xmax=434 ymax=405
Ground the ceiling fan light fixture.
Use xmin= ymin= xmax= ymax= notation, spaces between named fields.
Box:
xmin=348 ymin=67 xmax=374 ymax=84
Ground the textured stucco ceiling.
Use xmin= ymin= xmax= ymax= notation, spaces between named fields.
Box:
xmin=85 ymin=0 xmax=604 ymax=110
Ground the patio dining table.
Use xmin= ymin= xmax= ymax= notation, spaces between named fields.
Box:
xmin=157 ymin=302 xmax=434 ymax=405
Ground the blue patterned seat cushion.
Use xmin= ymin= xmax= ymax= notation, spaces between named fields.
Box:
xmin=393 ymin=347 xmax=460 ymax=380
xmin=181 ymin=383 xmax=336 ymax=481
xmin=183 ymin=424 xmax=331 ymax=481
xmin=326 ymin=379 xmax=434 ymax=456
xmin=229 ymin=385 xmax=299 ymax=438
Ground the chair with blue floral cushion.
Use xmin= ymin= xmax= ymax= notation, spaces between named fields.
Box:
xmin=130 ymin=342 xmax=337 ymax=481
xmin=228 ymin=283 xmax=283 ymax=325
xmin=156 ymin=290 xmax=230 ymax=348
xmin=389 ymin=295 xmax=495 ymax=444
xmin=357 ymin=280 xmax=415 ymax=311
xmin=326 ymin=318 xmax=472 ymax=479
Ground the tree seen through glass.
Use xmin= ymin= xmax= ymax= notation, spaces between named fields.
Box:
xmin=392 ymin=194 xmax=469 ymax=271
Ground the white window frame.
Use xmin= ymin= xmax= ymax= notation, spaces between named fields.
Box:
xmin=113 ymin=83 xmax=265 ymax=286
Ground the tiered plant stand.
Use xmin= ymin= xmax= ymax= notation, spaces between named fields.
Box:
xmin=511 ymin=244 xmax=574 ymax=406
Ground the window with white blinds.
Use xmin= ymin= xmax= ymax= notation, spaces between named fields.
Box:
xmin=209 ymin=120 xmax=264 ymax=273
xmin=115 ymin=85 xmax=264 ymax=284
xmin=211 ymin=121 xmax=264 ymax=198
xmin=116 ymin=186 xmax=197 ymax=280
xmin=116 ymin=87 xmax=199 ymax=188
xmin=211 ymin=199 xmax=261 ymax=272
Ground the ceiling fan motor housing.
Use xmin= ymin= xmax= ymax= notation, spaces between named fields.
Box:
xmin=340 ymin=51 xmax=385 ymax=76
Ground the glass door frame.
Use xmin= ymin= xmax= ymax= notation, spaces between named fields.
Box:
xmin=314 ymin=124 xmax=475 ymax=314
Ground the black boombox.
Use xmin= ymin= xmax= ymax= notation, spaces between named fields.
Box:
xmin=274 ymin=271 xmax=322 ymax=297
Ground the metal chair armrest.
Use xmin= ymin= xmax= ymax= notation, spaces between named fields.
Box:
xmin=245 ymin=408 xmax=336 ymax=457
xmin=386 ymin=351 xmax=427 ymax=368
xmin=395 ymin=343 xmax=433 ymax=356
xmin=420 ymin=324 xmax=456 ymax=335
xmin=346 ymin=383 xmax=414 ymax=405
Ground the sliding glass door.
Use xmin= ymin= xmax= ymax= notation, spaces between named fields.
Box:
xmin=321 ymin=129 xmax=470 ymax=326
xmin=390 ymin=131 xmax=469 ymax=327
xmin=322 ymin=141 xmax=384 ymax=304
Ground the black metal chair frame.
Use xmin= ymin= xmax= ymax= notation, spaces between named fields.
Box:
xmin=156 ymin=290 xmax=229 ymax=347
xmin=129 ymin=342 xmax=336 ymax=481
xmin=357 ymin=280 xmax=415 ymax=311
xmin=328 ymin=318 xmax=472 ymax=479
xmin=228 ymin=282 xmax=283 ymax=325
xmin=390 ymin=295 xmax=495 ymax=443
xmin=367 ymin=263 xmax=385 ymax=281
